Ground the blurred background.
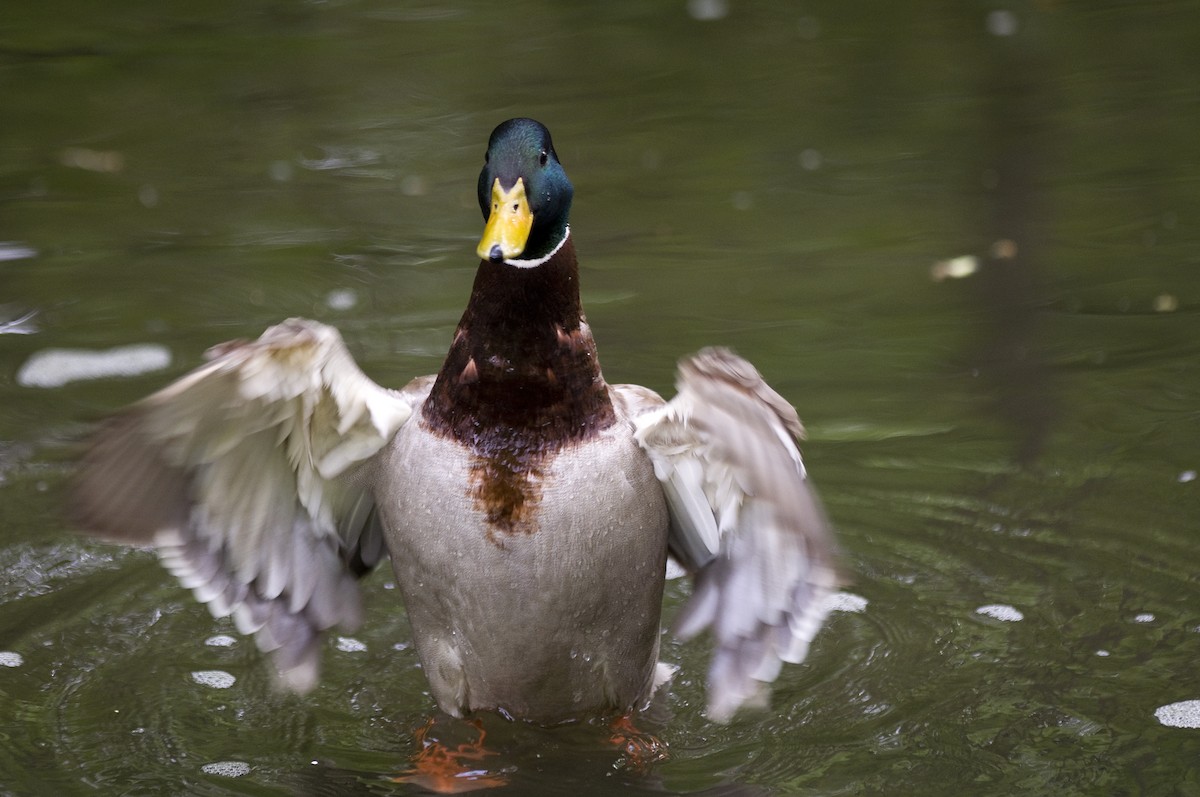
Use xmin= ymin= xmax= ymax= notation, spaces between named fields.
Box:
xmin=2 ymin=1 xmax=1199 ymax=794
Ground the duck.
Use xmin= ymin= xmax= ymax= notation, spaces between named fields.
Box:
xmin=71 ymin=118 xmax=840 ymax=725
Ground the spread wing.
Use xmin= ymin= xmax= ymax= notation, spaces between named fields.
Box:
xmin=71 ymin=318 xmax=414 ymax=692
xmin=631 ymin=347 xmax=841 ymax=722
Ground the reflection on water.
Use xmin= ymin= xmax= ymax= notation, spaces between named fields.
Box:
xmin=4 ymin=0 xmax=1200 ymax=794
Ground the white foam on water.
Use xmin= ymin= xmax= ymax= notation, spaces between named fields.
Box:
xmin=976 ymin=604 xmax=1024 ymax=622
xmin=201 ymin=761 xmax=251 ymax=777
xmin=825 ymin=591 xmax=869 ymax=613
xmin=18 ymin=344 xmax=171 ymax=388
xmin=191 ymin=670 xmax=236 ymax=689
xmin=0 ymin=651 xmax=24 ymax=667
xmin=1156 ymin=700 xmax=1200 ymax=729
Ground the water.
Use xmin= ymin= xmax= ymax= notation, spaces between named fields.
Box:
xmin=4 ymin=1 xmax=1200 ymax=793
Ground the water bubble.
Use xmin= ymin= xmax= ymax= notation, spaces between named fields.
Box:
xmin=268 ymin=160 xmax=293 ymax=182
xmin=205 ymin=635 xmax=237 ymax=648
xmin=400 ymin=175 xmax=428 ymax=196
xmin=1179 ymin=470 xmax=1196 ymax=484
xmin=0 ymin=651 xmax=24 ymax=667
xmin=688 ymin=0 xmax=728 ymax=21
xmin=326 ymin=288 xmax=358 ymax=311
xmin=336 ymin=637 xmax=367 ymax=653
xmin=986 ymin=9 xmax=1018 ymax=36
xmin=1134 ymin=613 xmax=1155 ymax=624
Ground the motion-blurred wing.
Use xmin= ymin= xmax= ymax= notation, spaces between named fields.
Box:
xmin=72 ymin=318 xmax=414 ymax=692
xmin=633 ymin=347 xmax=840 ymax=722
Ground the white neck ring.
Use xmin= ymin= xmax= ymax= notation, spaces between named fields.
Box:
xmin=504 ymin=226 xmax=570 ymax=269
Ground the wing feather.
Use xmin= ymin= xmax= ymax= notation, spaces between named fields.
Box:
xmin=632 ymin=347 xmax=841 ymax=722
xmin=71 ymin=318 xmax=413 ymax=692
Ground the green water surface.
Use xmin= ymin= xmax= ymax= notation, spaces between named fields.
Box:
xmin=3 ymin=1 xmax=1200 ymax=794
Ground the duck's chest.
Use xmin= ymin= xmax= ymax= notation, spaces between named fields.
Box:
xmin=376 ymin=414 xmax=669 ymax=597
xmin=376 ymin=413 xmax=671 ymax=717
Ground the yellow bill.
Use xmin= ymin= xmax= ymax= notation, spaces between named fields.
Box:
xmin=477 ymin=177 xmax=533 ymax=262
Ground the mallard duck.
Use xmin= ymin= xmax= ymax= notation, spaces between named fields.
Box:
xmin=72 ymin=118 xmax=839 ymax=724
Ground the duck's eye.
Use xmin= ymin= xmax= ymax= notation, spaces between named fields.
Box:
xmin=538 ymin=150 xmax=548 ymax=166
xmin=485 ymin=152 xmax=490 ymax=164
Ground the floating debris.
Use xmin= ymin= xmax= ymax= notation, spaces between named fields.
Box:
xmin=0 ymin=242 xmax=37 ymax=262
xmin=138 ymin=185 xmax=159 ymax=208
xmin=687 ymin=0 xmax=728 ymax=21
xmin=1153 ymin=294 xmax=1178 ymax=313
xmin=400 ymin=174 xmax=428 ymax=197
xmin=990 ymin=238 xmax=1018 ymax=260
xmin=60 ymin=147 xmax=124 ymax=173
xmin=975 ymin=604 xmax=1024 ymax=622
xmin=799 ymin=148 xmax=822 ymax=171
xmin=931 ymin=255 xmax=978 ymax=282
xmin=17 ymin=343 xmax=171 ymax=388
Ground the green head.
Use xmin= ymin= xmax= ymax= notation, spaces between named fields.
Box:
xmin=476 ymin=118 xmax=573 ymax=264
